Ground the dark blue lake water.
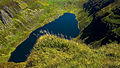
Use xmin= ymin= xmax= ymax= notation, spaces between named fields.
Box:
xmin=8 ymin=13 xmax=80 ymax=63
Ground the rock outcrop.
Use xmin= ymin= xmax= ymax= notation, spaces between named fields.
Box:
xmin=0 ymin=10 xmax=12 ymax=24
xmin=3 ymin=6 xmax=14 ymax=18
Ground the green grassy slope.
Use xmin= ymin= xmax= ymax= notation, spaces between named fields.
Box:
xmin=26 ymin=35 xmax=120 ymax=68
xmin=0 ymin=0 xmax=120 ymax=68
xmin=0 ymin=0 xmax=81 ymax=63
xmin=1 ymin=35 xmax=119 ymax=68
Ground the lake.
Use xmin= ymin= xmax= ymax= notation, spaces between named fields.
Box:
xmin=8 ymin=13 xmax=80 ymax=63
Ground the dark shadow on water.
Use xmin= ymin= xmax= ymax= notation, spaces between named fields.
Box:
xmin=8 ymin=13 xmax=80 ymax=63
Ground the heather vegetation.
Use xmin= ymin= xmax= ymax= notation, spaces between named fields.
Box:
xmin=0 ymin=0 xmax=120 ymax=68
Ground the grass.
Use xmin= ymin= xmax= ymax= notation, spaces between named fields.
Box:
xmin=1 ymin=35 xmax=119 ymax=68
xmin=27 ymin=35 xmax=120 ymax=68
xmin=0 ymin=0 xmax=83 ymax=65
xmin=0 ymin=0 xmax=120 ymax=68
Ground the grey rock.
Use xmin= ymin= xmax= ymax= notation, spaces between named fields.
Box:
xmin=0 ymin=10 xmax=12 ymax=24
xmin=3 ymin=6 xmax=14 ymax=18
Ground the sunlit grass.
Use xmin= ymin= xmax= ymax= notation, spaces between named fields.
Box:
xmin=26 ymin=35 xmax=120 ymax=68
xmin=0 ymin=0 xmax=120 ymax=68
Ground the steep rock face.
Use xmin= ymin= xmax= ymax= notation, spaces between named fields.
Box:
xmin=0 ymin=1 xmax=20 ymax=26
xmin=3 ymin=6 xmax=14 ymax=18
xmin=0 ymin=0 xmax=24 ymax=25
xmin=80 ymin=0 xmax=120 ymax=48
xmin=0 ymin=10 xmax=12 ymax=24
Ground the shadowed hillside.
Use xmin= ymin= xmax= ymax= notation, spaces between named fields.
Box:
xmin=79 ymin=0 xmax=120 ymax=48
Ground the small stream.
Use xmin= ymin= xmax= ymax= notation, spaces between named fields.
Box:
xmin=8 ymin=13 xmax=80 ymax=63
